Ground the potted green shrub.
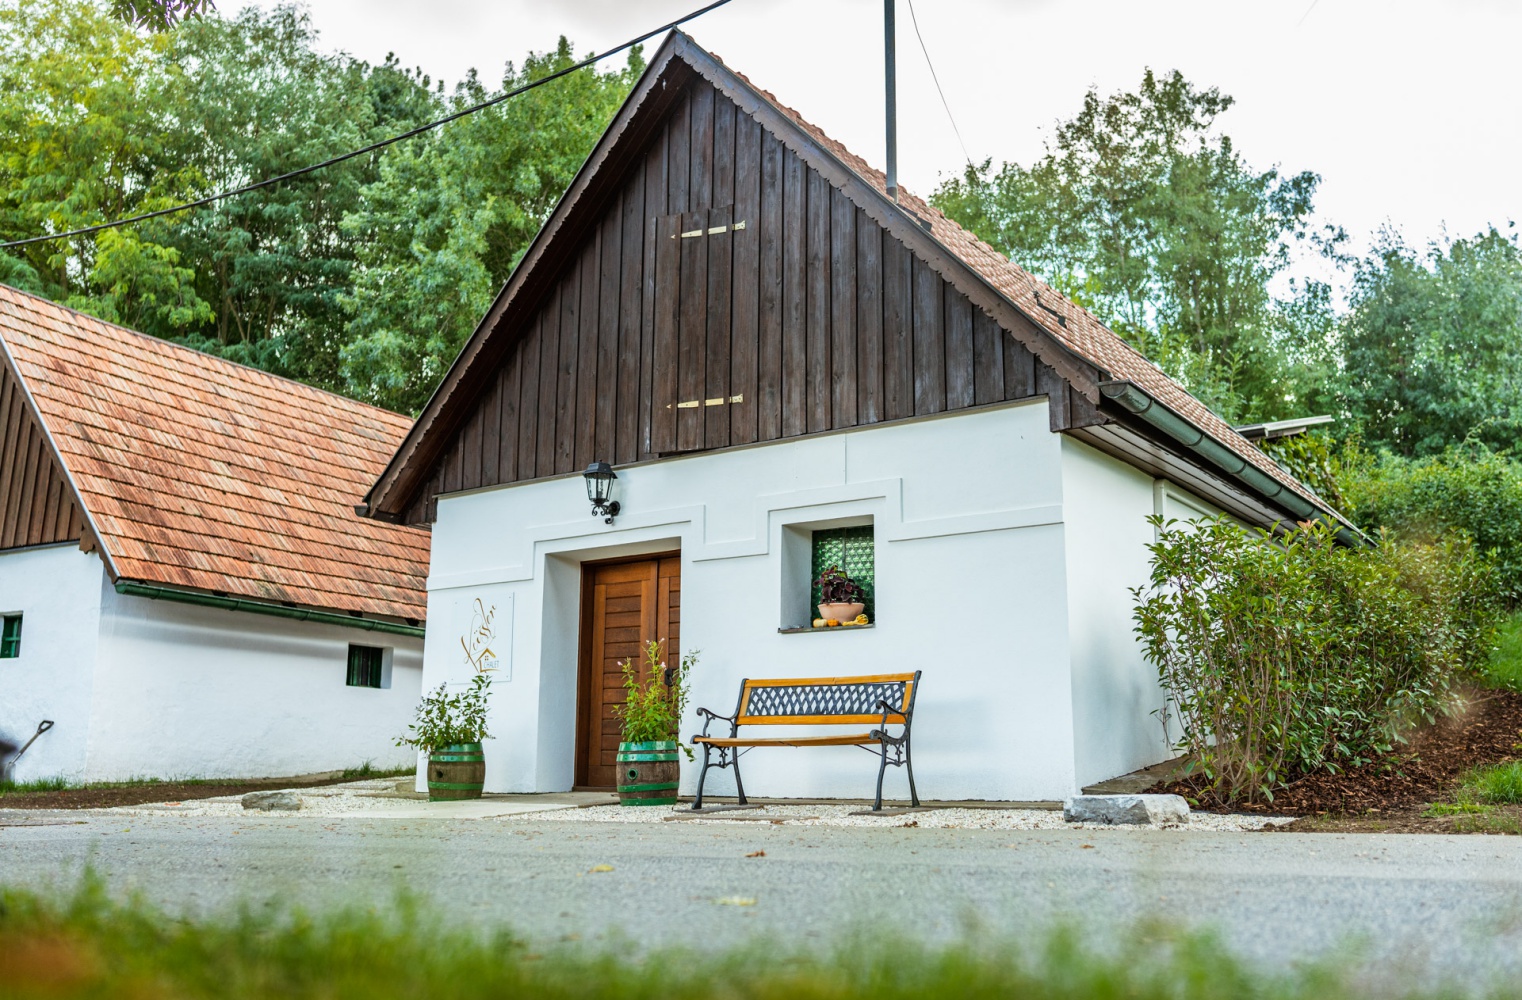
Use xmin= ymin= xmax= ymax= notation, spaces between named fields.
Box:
xmin=815 ymin=564 xmax=867 ymax=624
xmin=396 ymin=673 xmax=492 ymax=801
xmin=613 ymin=639 xmax=696 ymax=806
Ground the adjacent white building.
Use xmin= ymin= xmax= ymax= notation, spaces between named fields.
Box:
xmin=0 ymin=287 xmax=429 ymax=783
xmin=357 ymin=33 xmax=1349 ymax=804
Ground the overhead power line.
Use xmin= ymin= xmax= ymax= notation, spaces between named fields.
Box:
xmin=0 ymin=0 xmax=737 ymax=251
xmin=904 ymin=0 xmax=973 ymax=171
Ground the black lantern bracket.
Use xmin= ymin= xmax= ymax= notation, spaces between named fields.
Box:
xmin=583 ymin=461 xmax=621 ymax=524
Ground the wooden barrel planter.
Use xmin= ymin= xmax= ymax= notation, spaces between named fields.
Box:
xmin=616 ymin=740 xmax=679 ymax=806
xmin=427 ymin=742 xmax=485 ymax=801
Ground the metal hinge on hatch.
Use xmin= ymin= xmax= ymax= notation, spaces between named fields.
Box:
xmin=676 ymin=221 xmax=746 ymax=238
xmin=668 ymin=394 xmax=744 ymax=409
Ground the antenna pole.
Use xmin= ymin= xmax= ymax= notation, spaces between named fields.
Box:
xmin=884 ymin=0 xmax=898 ymax=203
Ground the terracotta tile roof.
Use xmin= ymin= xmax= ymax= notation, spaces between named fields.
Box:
xmin=730 ymin=68 xmax=1326 ymax=513
xmin=0 ymin=285 xmax=429 ymax=621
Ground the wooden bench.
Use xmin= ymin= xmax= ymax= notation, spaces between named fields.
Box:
xmin=691 ymin=671 xmax=921 ymax=812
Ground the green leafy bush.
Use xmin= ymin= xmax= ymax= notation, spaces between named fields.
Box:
xmin=1133 ymin=516 xmax=1502 ymax=803
xmin=396 ymin=674 xmax=492 ymax=757
xmin=1341 ymin=446 xmax=1522 ymax=604
xmin=614 ymin=640 xmax=697 ymax=756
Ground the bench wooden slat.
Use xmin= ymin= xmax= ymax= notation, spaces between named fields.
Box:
xmin=694 ymin=733 xmax=878 ymax=748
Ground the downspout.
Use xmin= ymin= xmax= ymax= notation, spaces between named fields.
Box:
xmin=1097 ymin=380 xmax=1368 ymax=547
xmin=114 ymin=581 xmax=425 ymax=639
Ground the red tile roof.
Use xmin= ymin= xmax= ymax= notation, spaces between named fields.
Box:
xmin=730 ymin=66 xmax=1327 ymax=513
xmin=0 ymin=285 xmax=429 ymax=622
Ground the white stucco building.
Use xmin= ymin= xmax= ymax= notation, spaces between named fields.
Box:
xmin=358 ymin=33 xmax=1349 ymax=803
xmin=0 ymin=288 xmax=429 ymax=783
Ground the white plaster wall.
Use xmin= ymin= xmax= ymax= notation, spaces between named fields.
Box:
xmin=84 ymin=587 xmax=424 ymax=781
xmin=0 ymin=545 xmax=105 ymax=782
xmin=1059 ymin=437 xmax=1179 ymax=788
xmin=425 ymin=400 xmax=1084 ymax=801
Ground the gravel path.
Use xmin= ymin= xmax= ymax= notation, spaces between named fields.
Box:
xmin=528 ymin=802 xmax=1293 ymax=830
xmin=96 ymin=779 xmax=1291 ymax=831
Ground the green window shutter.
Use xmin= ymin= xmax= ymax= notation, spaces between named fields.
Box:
xmin=810 ymin=526 xmax=875 ymax=620
xmin=346 ymin=644 xmax=383 ymax=688
xmin=0 ymin=615 xmax=20 ymax=658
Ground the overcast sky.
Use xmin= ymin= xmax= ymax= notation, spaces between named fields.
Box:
xmin=239 ymin=0 xmax=1521 ymax=276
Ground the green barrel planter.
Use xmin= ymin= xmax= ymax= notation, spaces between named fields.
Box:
xmin=427 ymin=742 xmax=485 ymax=801
xmin=616 ymin=740 xmax=679 ymax=806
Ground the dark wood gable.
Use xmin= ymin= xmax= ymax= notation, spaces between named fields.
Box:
xmin=390 ymin=60 xmax=1101 ymax=525
xmin=0 ymin=353 xmax=87 ymax=551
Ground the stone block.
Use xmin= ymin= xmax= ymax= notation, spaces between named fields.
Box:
xmin=241 ymin=791 xmax=302 ymax=811
xmin=1063 ymin=794 xmax=1189 ymax=826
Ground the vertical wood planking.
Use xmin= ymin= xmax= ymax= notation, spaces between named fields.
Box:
xmin=943 ymin=289 xmax=974 ymax=410
xmin=704 ymin=204 xmax=733 ymax=450
xmin=911 ymin=256 xmax=945 ymax=415
xmin=516 ymin=311 xmax=542 ymax=480
xmin=688 ymin=83 xmax=714 ymax=210
xmin=677 ymin=209 xmax=708 ymax=451
xmin=881 ymin=236 xmax=913 ymax=421
xmin=641 ymin=137 xmax=669 ymax=458
xmin=479 ymin=371 xmax=500 ymax=486
xmin=1037 ymin=361 xmax=1070 ymax=430
xmin=0 ymin=371 xmax=20 ymax=544
xmin=829 ymin=187 xmax=857 ymax=428
xmin=856 ymin=209 xmax=884 ymax=425
xmin=575 ymin=234 xmax=601 ymax=471
xmin=805 ymin=170 xmax=832 ymax=433
xmin=536 ymin=288 xmax=561 ymax=478
xmin=461 ymin=388 xmax=483 ymax=491
xmin=650 ymin=212 xmax=681 ymax=454
xmin=1003 ymin=324 xmax=1038 ymax=400
xmin=618 ymin=169 xmax=646 ymax=465
xmin=596 ymin=211 xmax=622 ymax=466
xmin=729 ymin=113 xmax=761 ymax=445
xmin=498 ymin=341 xmax=520 ymax=480
xmin=972 ymin=309 xmax=1005 ymax=405
xmin=780 ymin=148 xmax=807 ymax=438
xmin=755 ymin=129 xmax=783 ymax=442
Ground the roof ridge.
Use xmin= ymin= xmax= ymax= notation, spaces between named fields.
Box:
xmin=0 ymin=284 xmax=412 ymax=423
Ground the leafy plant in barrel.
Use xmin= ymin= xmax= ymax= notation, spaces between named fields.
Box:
xmin=396 ymin=673 xmax=492 ymax=756
xmin=615 ymin=639 xmax=697 ymax=760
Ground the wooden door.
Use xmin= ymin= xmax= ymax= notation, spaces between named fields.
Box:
xmin=575 ymin=554 xmax=681 ymax=788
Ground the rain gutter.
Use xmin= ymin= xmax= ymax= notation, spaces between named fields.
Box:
xmin=1097 ymin=380 xmax=1369 ymax=547
xmin=114 ymin=581 xmax=425 ymax=638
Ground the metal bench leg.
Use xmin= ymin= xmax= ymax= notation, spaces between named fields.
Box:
xmin=693 ymin=743 xmax=712 ymax=811
xmin=874 ymin=742 xmax=889 ymax=811
xmin=905 ymin=736 xmax=919 ymax=807
xmin=732 ymin=749 xmax=748 ymax=805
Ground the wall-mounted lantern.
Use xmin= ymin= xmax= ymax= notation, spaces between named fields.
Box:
xmin=583 ymin=461 xmax=621 ymax=524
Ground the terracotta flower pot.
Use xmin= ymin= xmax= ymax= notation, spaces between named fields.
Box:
xmin=818 ymin=602 xmax=865 ymax=623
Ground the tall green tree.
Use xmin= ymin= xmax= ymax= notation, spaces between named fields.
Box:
xmin=339 ymin=39 xmax=642 ymax=413
xmin=1341 ymin=226 xmax=1522 ymax=456
xmin=932 ymin=69 xmax=1340 ymax=421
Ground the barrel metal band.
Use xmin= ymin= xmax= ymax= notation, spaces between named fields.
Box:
xmin=427 ymin=781 xmax=486 ymax=790
xmin=616 ymin=781 xmax=680 ymax=792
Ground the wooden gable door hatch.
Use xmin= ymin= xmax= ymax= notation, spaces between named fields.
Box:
xmin=575 ymin=554 xmax=681 ymax=789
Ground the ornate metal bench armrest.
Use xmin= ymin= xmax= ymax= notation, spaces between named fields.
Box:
xmin=695 ymin=706 xmax=737 ymax=737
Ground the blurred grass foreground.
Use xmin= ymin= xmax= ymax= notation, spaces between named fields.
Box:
xmin=0 ymin=876 xmax=1500 ymax=1000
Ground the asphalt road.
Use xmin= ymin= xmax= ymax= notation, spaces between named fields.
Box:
xmin=3 ymin=811 xmax=1522 ymax=991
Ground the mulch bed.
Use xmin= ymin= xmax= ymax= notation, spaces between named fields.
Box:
xmin=1148 ymin=687 xmax=1522 ymax=833
xmin=0 ymin=774 xmax=365 ymax=811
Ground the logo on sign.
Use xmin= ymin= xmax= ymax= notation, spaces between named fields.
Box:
xmin=460 ymin=598 xmax=499 ymax=674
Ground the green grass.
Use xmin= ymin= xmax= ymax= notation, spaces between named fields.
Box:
xmin=0 ymin=877 xmax=1505 ymax=1000
xmin=341 ymin=761 xmax=414 ymax=780
xmin=0 ymin=776 xmax=72 ymax=795
xmin=1460 ymin=761 xmax=1522 ymax=805
xmin=0 ymin=776 xmax=185 ymax=797
xmin=1482 ymin=610 xmax=1522 ymax=692
xmin=1420 ymin=802 xmax=1488 ymax=817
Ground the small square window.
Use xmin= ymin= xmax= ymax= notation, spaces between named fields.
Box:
xmin=0 ymin=614 xmax=20 ymax=659
xmin=811 ymin=525 xmax=875 ymax=621
xmin=346 ymin=644 xmax=384 ymax=688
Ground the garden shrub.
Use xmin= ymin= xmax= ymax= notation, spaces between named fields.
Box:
xmin=1133 ymin=516 xmax=1502 ymax=804
xmin=1340 ymin=446 xmax=1522 ymax=604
